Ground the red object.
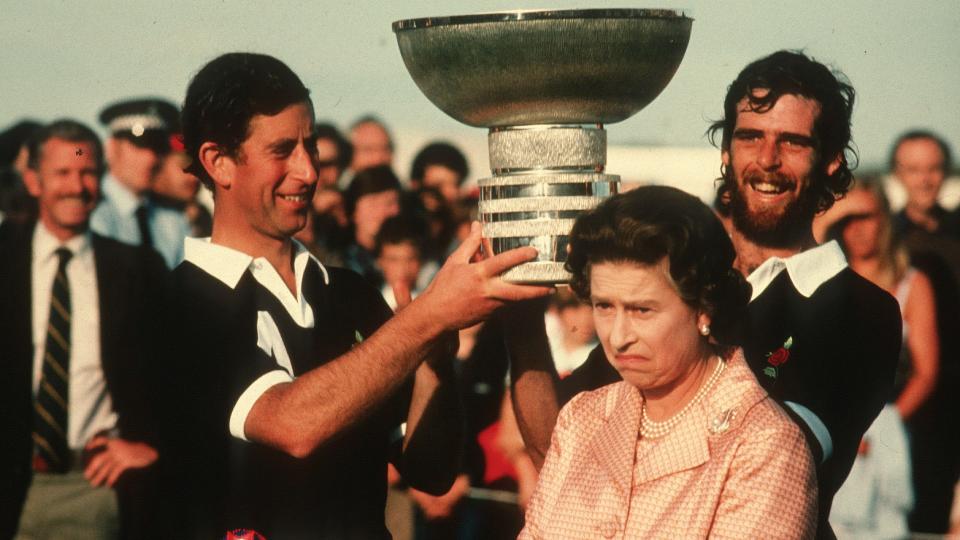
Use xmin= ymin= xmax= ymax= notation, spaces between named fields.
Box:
xmin=477 ymin=422 xmax=517 ymax=486
xmin=169 ymin=133 xmax=185 ymax=153
xmin=225 ymin=529 xmax=266 ymax=540
xmin=767 ymin=348 xmax=790 ymax=367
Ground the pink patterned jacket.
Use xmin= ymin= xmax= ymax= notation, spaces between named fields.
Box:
xmin=520 ymin=351 xmax=817 ymax=539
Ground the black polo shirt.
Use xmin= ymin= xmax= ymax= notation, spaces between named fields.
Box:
xmin=558 ymin=242 xmax=901 ymax=539
xmin=155 ymin=239 xmax=408 ymax=539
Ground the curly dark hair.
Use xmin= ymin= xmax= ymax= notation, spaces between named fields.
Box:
xmin=181 ymin=53 xmax=312 ymax=191
xmin=566 ymin=186 xmax=751 ymax=350
xmin=708 ymin=50 xmax=857 ymax=215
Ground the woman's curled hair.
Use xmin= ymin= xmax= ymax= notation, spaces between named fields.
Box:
xmin=566 ymin=185 xmax=751 ymax=350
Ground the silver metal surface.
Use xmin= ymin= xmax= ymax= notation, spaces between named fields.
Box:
xmin=393 ymin=8 xmax=690 ymax=283
xmin=477 ymin=172 xmax=618 ymax=186
xmin=478 ymin=195 xmax=603 ymax=213
xmin=393 ymin=9 xmax=692 ymax=127
xmin=488 ymin=126 xmax=605 ymax=170
xmin=501 ymin=262 xmax=571 ymax=284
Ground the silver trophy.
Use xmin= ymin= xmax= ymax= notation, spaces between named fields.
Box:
xmin=393 ymin=9 xmax=692 ymax=282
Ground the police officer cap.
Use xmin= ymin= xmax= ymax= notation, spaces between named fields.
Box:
xmin=99 ymin=98 xmax=179 ymax=152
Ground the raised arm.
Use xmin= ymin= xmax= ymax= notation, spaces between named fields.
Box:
xmin=245 ymin=223 xmax=551 ymax=458
xmin=896 ymin=270 xmax=939 ymax=420
xmin=503 ymin=299 xmax=562 ymax=470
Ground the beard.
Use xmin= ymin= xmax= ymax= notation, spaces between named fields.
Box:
xmin=728 ymin=170 xmax=817 ymax=249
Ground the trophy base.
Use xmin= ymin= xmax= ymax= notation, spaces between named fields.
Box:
xmin=501 ymin=261 xmax=572 ymax=284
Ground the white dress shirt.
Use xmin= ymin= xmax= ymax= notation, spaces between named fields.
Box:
xmin=31 ymin=223 xmax=117 ymax=449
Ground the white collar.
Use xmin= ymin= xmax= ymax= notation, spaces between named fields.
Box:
xmin=746 ymin=240 xmax=848 ymax=301
xmin=102 ymin=174 xmax=143 ymax=215
xmin=183 ymin=237 xmax=328 ymax=290
xmin=32 ymin=222 xmax=91 ymax=263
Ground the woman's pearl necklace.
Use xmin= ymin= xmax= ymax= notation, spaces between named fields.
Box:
xmin=640 ymin=356 xmax=725 ymax=439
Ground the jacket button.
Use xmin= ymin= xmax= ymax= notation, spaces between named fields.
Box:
xmin=598 ymin=520 xmax=619 ymax=538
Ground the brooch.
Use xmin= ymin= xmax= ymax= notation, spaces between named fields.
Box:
xmin=710 ymin=408 xmax=737 ymax=434
xmin=763 ymin=336 xmax=793 ymax=380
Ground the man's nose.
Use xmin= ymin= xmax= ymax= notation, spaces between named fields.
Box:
xmin=757 ymin=139 xmax=781 ymax=170
xmin=292 ymin=144 xmax=318 ymax=184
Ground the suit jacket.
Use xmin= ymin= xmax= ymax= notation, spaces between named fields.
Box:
xmin=0 ymin=220 xmax=168 ymax=539
xmin=522 ymin=351 xmax=817 ymax=540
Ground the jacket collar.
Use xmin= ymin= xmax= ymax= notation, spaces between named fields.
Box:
xmin=746 ymin=240 xmax=847 ymax=301
xmin=588 ymin=351 xmax=767 ymax=490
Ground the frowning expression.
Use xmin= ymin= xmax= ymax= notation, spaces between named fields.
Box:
xmin=591 ymin=260 xmax=710 ymax=393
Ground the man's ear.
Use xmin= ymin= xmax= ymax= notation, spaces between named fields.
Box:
xmin=22 ymin=167 xmax=42 ymax=197
xmin=199 ymin=142 xmax=235 ymax=191
xmin=721 ymin=147 xmax=731 ymax=169
xmin=824 ymin=151 xmax=843 ymax=177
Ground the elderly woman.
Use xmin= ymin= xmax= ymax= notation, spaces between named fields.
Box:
xmin=520 ymin=186 xmax=817 ymax=539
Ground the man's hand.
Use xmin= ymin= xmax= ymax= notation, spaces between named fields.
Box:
xmin=409 ymin=474 xmax=471 ymax=520
xmin=416 ymin=222 xmax=553 ymax=332
xmin=83 ymin=436 xmax=158 ymax=488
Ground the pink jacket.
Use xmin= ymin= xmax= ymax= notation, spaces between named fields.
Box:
xmin=520 ymin=351 xmax=817 ymax=539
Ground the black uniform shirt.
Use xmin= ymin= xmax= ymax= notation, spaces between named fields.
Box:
xmin=157 ymin=238 xmax=407 ymax=539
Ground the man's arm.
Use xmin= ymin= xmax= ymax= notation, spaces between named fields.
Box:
xmin=245 ymin=224 xmax=551 ymax=458
xmin=393 ymin=281 xmax=464 ymax=494
xmin=502 ymin=300 xmax=562 ymax=470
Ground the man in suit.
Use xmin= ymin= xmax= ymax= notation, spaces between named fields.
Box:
xmin=507 ymin=50 xmax=902 ymax=539
xmin=0 ymin=119 xmax=167 ymax=539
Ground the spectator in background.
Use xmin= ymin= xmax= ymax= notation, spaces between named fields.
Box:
xmin=817 ymin=180 xmax=940 ymax=537
xmin=817 ymin=180 xmax=938 ymax=419
xmin=0 ymin=120 xmax=41 ymax=224
xmin=892 ymin=130 xmax=958 ymax=238
xmin=410 ymin=141 xmax=470 ymax=206
xmin=342 ymin=165 xmax=402 ymax=288
xmin=375 ymin=215 xmax=428 ymax=310
xmin=91 ymin=98 xmax=191 ymax=268
xmin=1 ymin=119 xmax=166 ymax=539
xmin=349 ymin=115 xmax=393 ymax=175
xmin=545 ymin=289 xmax=597 ymax=377
xmin=888 ymin=130 xmax=960 ymax=534
xmin=151 ymin=133 xmax=211 ymax=237
xmin=295 ymin=123 xmax=351 ymax=264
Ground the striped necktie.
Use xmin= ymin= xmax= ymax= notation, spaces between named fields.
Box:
xmin=33 ymin=247 xmax=73 ymax=473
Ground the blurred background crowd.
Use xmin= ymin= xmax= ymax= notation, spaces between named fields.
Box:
xmin=2 ymin=1 xmax=958 ymax=538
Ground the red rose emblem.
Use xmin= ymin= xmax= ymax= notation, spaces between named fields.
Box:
xmin=768 ymin=347 xmax=790 ymax=367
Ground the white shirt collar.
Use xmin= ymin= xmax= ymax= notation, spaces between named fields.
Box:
xmin=32 ymin=221 xmax=92 ymax=264
xmin=102 ymin=174 xmax=143 ymax=215
xmin=183 ymin=237 xmax=328 ymax=290
xmin=746 ymin=240 xmax=848 ymax=302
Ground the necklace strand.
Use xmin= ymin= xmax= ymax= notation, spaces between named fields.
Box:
xmin=640 ymin=356 xmax=725 ymax=439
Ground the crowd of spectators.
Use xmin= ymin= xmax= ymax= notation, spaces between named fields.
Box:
xmin=0 ymin=68 xmax=957 ymax=539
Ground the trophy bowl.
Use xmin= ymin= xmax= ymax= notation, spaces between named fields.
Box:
xmin=393 ymin=9 xmax=692 ymax=282
xmin=392 ymin=9 xmax=692 ymax=128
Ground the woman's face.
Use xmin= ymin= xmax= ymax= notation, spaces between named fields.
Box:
xmin=590 ymin=260 xmax=711 ymax=392
xmin=840 ymin=190 xmax=883 ymax=260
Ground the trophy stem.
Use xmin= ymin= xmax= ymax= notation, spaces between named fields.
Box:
xmin=479 ymin=125 xmax=620 ymax=283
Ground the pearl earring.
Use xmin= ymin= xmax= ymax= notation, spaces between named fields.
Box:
xmin=699 ymin=324 xmax=711 ymax=337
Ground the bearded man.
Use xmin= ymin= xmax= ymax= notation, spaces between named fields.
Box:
xmin=506 ymin=50 xmax=902 ymax=540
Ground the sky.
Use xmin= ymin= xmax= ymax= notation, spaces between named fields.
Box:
xmin=2 ymin=1 xmax=958 ymax=174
